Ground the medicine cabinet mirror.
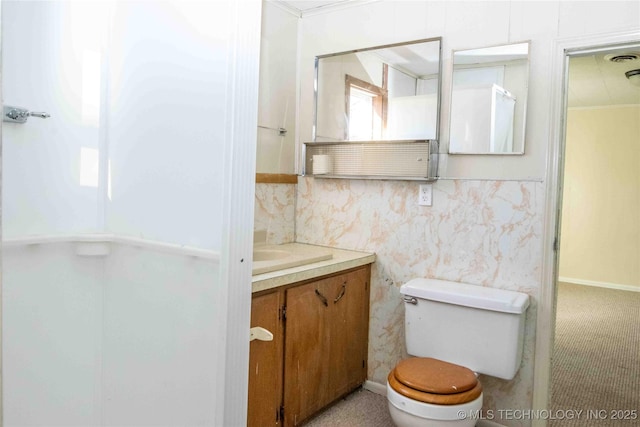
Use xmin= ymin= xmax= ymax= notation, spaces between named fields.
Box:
xmin=313 ymin=37 xmax=442 ymax=143
xmin=448 ymin=41 xmax=530 ymax=155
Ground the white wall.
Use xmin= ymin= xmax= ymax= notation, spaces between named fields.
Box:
xmin=257 ymin=2 xmax=298 ymax=174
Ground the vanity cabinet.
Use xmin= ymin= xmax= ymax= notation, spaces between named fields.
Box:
xmin=248 ymin=265 xmax=371 ymax=427
xmin=284 ymin=266 xmax=370 ymax=425
xmin=248 ymin=291 xmax=284 ymax=427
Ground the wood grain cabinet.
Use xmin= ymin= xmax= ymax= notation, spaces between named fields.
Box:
xmin=248 ymin=265 xmax=371 ymax=427
xmin=248 ymin=291 xmax=284 ymax=426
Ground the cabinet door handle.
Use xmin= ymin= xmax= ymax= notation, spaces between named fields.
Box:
xmin=249 ymin=327 xmax=273 ymax=342
xmin=315 ymin=289 xmax=328 ymax=306
xmin=334 ymin=283 xmax=346 ymax=304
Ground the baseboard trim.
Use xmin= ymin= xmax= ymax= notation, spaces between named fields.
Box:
xmin=559 ymin=276 xmax=640 ymax=293
xmin=363 ymin=380 xmax=387 ymax=396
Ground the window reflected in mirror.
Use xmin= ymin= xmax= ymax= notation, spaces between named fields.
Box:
xmin=314 ymin=38 xmax=442 ymax=143
xmin=346 ymin=74 xmax=386 ymax=140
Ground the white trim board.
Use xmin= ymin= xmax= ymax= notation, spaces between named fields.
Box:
xmin=558 ymin=277 xmax=640 ymax=293
xmin=363 ymin=380 xmax=387 ymax=396
xmin=217 ymin=0 xmax=262 ymax=425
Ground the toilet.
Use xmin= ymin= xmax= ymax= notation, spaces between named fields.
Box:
xmin=387 ymin=278 xmax=530 ymax=427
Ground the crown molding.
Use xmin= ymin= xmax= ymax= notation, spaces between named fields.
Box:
xmin=266 ymin=0 xmax=302 ymax=18
xmin=268 ymin=0 xmax=381 ymax=19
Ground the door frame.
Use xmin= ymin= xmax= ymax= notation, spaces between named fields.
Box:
xmin=532 ymin=28 xmax=640 ymax=427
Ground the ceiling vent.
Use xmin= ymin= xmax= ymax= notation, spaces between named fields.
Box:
xmin=605 ymin=53 xmax=640 ymax=63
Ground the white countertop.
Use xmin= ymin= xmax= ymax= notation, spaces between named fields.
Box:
xmin=252 ymin=243 xmax=376 ymax=293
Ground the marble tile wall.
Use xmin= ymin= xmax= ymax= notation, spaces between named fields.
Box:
xmin=295 ymin=176 xmax=544 ymax=423
xmin=254 ymin=183 xmax=296 ymax=245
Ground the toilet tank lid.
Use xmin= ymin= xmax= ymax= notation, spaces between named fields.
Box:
xmin=401 ymin=278 xmax=530 ymax=314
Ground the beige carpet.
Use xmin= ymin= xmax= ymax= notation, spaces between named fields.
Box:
xmin=550 ymin=282 xmax=640 ymax=426
xmin=304 ymin=388 xmax=394 ymax=427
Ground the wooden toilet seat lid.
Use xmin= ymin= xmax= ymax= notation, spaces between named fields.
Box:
xmin=394 ymin=357 xmax=478 ymax=394
xmin=388 ymin=369 xmax=483 ymax=405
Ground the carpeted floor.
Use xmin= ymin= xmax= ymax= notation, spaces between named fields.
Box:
xmin=550 ymin=282 xmax=640 ymax=426
xmin=304 ymin=388 xmax=394 ymax=427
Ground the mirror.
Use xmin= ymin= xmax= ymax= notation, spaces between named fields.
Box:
xmin=314 ymin=38 xmax=442 ymax=142
xmin=449 ymin=41 xmax=530 ymax=154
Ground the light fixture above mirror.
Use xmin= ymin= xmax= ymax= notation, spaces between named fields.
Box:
xmin=448 ymin=41 xmax=530 ymax=155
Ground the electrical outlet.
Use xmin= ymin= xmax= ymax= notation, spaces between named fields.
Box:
xmin=418 ymin=184 xmax=432 ymax=206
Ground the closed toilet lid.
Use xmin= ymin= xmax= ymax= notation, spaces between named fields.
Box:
xmin=388 ymin=357 xmax=483 ymax=405
xmin=394 ymin=357 xmax=477 ymax=394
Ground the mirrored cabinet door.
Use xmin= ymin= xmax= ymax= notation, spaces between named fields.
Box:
xmin=448 ymin=41 xmax=530 ymax=155
xmin=307 ymin=38 xmax=442 ymax=181
xmin=314 ymin=37 xmax=442 ymax=143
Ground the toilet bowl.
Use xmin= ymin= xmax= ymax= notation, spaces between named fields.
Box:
xmin=387 ymin=278 xmax=529 ymax=426
xmin=387 ymin=357 xmax=482 ymax=427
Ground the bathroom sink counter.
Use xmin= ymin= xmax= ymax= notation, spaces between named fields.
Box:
xmin=251 ymin=243 xmax=375 ymax=293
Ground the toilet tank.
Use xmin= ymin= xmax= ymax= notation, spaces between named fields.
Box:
xmin=401 ymin=278 xmax=529 ymax=380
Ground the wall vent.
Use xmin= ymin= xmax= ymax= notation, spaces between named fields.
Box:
xmin=605 ymin=53 xmax=639 ymax=63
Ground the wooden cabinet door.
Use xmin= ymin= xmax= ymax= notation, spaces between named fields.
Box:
xmin=284 ymin=275 xmax=342 ymax=426
xmin=248 ymin=291 xmax=283 ymax=427
xmin=328 ymin=266 xmax=370 ymax=398
xmin=283 ymin=266 xmax=371 ymax=426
